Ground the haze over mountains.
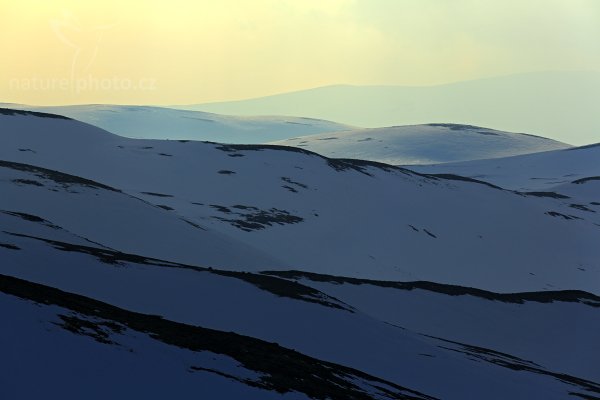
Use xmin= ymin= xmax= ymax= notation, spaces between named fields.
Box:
xmin=180 ymin=71 xmax=600 ymax=145
xmin=1 ymin=104 xmax=598 ymax=399
xmin=4 ymin=102 xmax=576 ymax=166
xmin=1 ymin=104 xmax=351 ymax=143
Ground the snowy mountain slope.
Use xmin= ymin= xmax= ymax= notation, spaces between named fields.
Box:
xmin=179 ymin=71 xmax=600 ymax=145
xmin=0 ymin=109 xmax=599 ymax=294
xmin=271 ymin=124 xmax=570 ymax=165
xmin=0 ymin=274 xmax=438 ymax=400
xmin=412 ymin=144 xmax=600 ymax=230
xmin=3 ymin=104 xmax=352 ymax=142
xmin=413 ymin=144 xmax=600 ymax=191
xmin=1 ymin=212 xmax=598 ymax=400
xmin=266 ymin=271 xmax=600 ymax=383
xmin=527 ymin=183 xmax=600 ymax=227
xmin=0 ymin=159 xmax=283 ymax=270
xmin=2 ymin=108 xmax=599 ymax=398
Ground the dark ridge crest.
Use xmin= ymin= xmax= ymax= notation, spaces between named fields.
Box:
xmin=0 ymin=160 xmax=118 ymax=192
xmin=0 ymin=108 xmax=72 ymax=120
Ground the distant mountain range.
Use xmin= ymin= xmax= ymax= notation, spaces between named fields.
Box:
xmin=178 ymin=71 xmax=600 ymax=145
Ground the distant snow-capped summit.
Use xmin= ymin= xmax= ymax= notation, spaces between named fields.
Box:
xmin=271 ymin=123 xmax=570 ymax=165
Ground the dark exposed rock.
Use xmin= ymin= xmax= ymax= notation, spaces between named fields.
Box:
xmin=546 ymin=211 xmax=582 ymax=220
xmin=211 ymin=205 xmax=304 ymax=231
xmin=0 ymin=273 xmax=434 ymax=400
xmin=263 ymin=270 xmax=600 ymax=308
xmin=11 ymin=179 xmax=44 ymax=186
xmin=0 ymin=160 xmax=119 ymax=192
xmin=572 ymin=177 xmax=600 ymax=185
xmin=523 ymin=191 xmax=570 ymax=199
xmin=140 ymin=192 xmax=174 ymax=198
xmin=570 ymin=204 xmax=595 ymax=213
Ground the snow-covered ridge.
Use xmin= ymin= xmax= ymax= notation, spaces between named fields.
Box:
xmin=267 ymin=270 xmax=600 ymax=382
xmin=413 ymin=142 xmax=600 ymax=191
xmin=1 ymin=108 xmax=599 ymax=399
xmin=2 ymin=207 xmax=599 ymax=399
xmin=0 ymin=107 xmax=72 ymax=120
xmin=271 ymin=123 xmax=571 ymax=165
xmin=0 ymin=273 xmax=437 ymax=400
xmin=1 ymin=109 xmax=598 ymax=294
xmin=2 ymin=104 xmax=352 ymax=143
xmin=0 ymin=158 xmax=283 ymax=270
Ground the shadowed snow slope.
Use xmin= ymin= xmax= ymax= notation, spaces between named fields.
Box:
xmin=2 ymin=108 xmax=600 ymax=399
xmin=0 ymin=109 xmax=598 ymax=294
xmin=271 ymin=123 xmax=569 ymax=165
xmin=0 ymin=274 xmax=439 ymax=400
xmin=266 ymin=271 xmax=600 ymax=383
xmin=2 ymin=104 xmax=351 ymax=142
xmin=0 ymin=160 xmax=283 ymax=270
xmin=1 ymin=216 xmax=598 ymax=399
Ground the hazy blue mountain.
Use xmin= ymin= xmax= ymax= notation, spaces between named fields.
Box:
xmin=179 ymin=71 xmax=600 ymax=145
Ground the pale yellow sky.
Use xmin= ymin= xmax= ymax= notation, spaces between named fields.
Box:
xmin=1 ymin=0 xmax=599 ymax=105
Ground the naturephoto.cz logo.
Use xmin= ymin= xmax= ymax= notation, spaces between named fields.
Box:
xmin=9 ymin=75 xmax=157 ymax=93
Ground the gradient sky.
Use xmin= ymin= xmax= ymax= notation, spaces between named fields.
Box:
xmin=1 ymin=0 xmax=599 ymax=105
